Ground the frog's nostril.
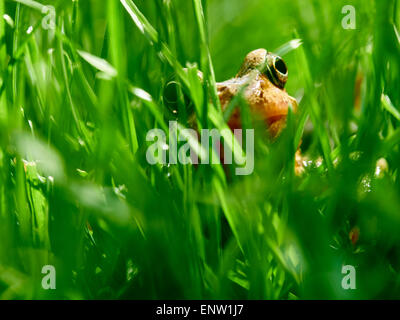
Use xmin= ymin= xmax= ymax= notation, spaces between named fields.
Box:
xmin=274 ymin=57 xmax=288 ymax=76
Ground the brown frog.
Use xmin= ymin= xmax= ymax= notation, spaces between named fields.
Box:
xmin=165 ymin=48 xmax=302 ymax=173
xmin=217 ymin=48 xmax=298 ymax=138
xmin=217 ymin=49 xmax=303 ymax=174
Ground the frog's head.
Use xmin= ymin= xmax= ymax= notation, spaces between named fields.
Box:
xmin=238 ymin=48 xmax=290 ymax=88
xmin=232 ymin=48 xmax=298 ymax=137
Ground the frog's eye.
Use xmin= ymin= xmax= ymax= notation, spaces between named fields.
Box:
xmin=274 ymin=57 xmax=288 ymax=78
xmin=264 ymin=54 xmax=288 ymax=89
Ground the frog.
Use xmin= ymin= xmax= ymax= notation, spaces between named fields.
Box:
xmin=216 ymin=48 xmax=303 ymax=174
xmin=164 ymin=48 xmax=302 ymax=173
xmin=216 ymin=48 xmax=298 ymax=139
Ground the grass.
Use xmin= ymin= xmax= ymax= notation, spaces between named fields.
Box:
xmin=0 ymin=0 xmax=400 ymax=299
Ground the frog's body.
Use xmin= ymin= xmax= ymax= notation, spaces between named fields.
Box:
xmin=216 ymin=49 xmax=298 ymax=138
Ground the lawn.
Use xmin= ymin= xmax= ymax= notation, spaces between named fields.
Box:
xmin=0 ymin=0 xmax=400 ymax=299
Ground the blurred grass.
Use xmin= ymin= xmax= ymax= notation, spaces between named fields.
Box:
xmin=0 ymin=0 xmax=400 ymax=299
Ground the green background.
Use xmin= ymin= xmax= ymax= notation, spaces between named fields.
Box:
xmin=0 ymin=0 xmax=400 ymax=299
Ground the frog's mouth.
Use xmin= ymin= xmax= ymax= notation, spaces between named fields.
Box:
xmin=267 ymin=114 xmax=287 ymax=126
xmin=265 ymin=95 xmax=297 ymax=137
xmin=266 ymin=114 xmax=289 ymax=138
xmin=265 ymin=93 xmax=297 ymax=128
